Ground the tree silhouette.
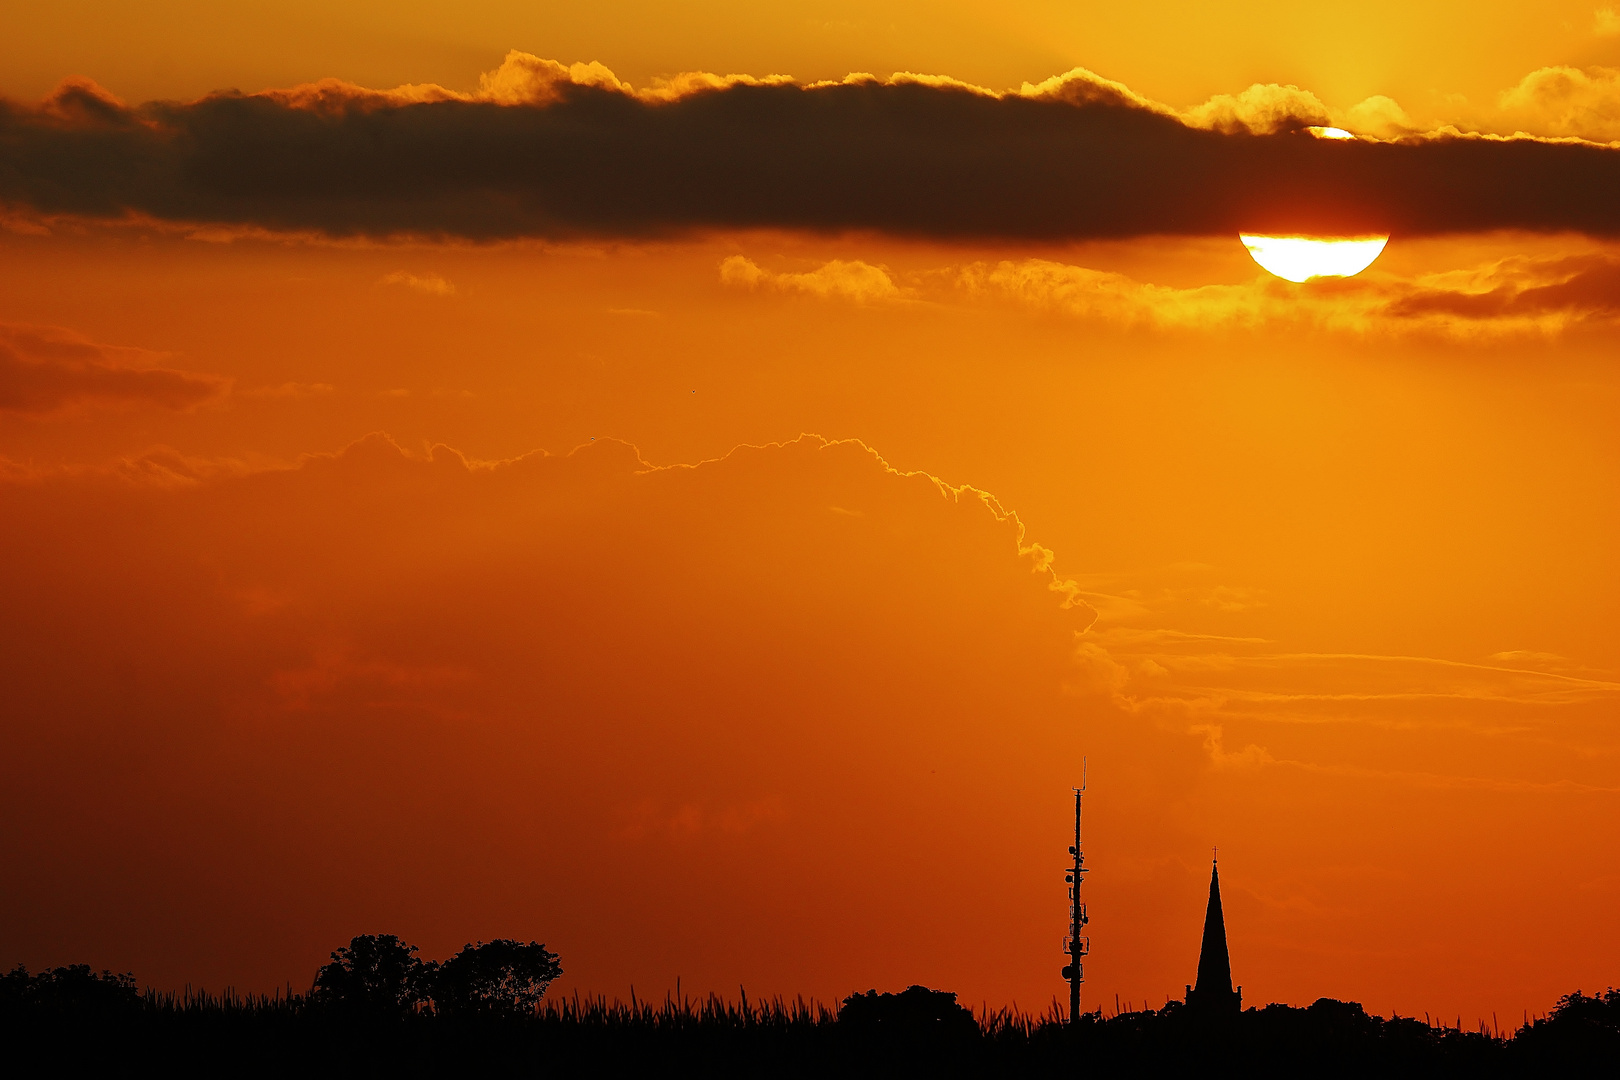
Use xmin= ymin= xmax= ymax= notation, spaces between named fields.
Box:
xmin=1513 ymin=987 xmax=1620 ymax=1065
xmin=428 ymin=939 xmax=562 ymax=1016
xmin=310 ymin=934 xmax=428 ymax=1018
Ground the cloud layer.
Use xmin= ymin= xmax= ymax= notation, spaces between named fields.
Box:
xmin=4 ymin=54 xmax=1620 ymax=242
xmin=719 ymin=249 xmax=1620 ymax=337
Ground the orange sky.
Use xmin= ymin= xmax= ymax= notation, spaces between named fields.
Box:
xmin=3 ymin=3 xmax=1620 ymax=1028
xmin=6 ymin=0 xmax=1620 ymax=120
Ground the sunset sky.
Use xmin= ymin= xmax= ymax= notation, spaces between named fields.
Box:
xmin=3 ymin=1 xmax=1620 ymax=1026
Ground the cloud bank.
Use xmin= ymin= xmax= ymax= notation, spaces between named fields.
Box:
xmin=0 ymin=432 xmax=1100 ymax=998
xmin=3 ymin=53 xmax=1620 ymax=242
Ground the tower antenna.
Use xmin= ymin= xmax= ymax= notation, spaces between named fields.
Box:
xmin=1062 ymin=760 xmax=1090 ymax=1023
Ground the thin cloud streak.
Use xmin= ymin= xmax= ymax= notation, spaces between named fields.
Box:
xmin=722 ymin=250 xmax=1620 ymax=336
xmin=0 ymin=322 xmax=228 ymax=415
xmin=1269 ymin=757 xmax=1620 ymax=795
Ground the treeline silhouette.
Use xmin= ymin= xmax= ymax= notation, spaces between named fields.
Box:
xmin=2 ymin=937 xmax=1617 ymax=1076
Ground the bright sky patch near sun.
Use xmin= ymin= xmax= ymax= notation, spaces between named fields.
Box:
xmin=1239 ymin=235 xmax=1391 ymax=282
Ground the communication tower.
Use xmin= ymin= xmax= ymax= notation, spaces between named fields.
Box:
xmin=1061 ymin=763 xmax=1090 ymax=1022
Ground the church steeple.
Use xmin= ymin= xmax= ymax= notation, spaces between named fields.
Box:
xmin=1186 ymin=857 xmax=1241 ymax=1015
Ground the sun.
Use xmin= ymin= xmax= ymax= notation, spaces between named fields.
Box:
xmin=1239 ymin=235 xmax=1389 ymax=283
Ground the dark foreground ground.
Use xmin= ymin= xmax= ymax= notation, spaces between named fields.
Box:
xmin=4 ymin=970 xmax=1617 ymax=1077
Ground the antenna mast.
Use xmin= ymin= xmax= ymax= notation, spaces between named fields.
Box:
xmin=1062 ymin=762 xmax=1090 ymax=1023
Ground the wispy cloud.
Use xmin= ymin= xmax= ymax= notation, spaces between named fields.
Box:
xmin=719 ymin=256 xmax=903 ymax=303
xmin=244 ymin=381 xmax=335 ymax=399
xmin=719 ymin=250 xmax=1620 ymax=336
xmin=380 ymin=270 xmax=456 ymax=295
xmin=975 ymin=252 xmax=1620 ymax=336
xmin=0 ymin=322 xmax=228 ymax=415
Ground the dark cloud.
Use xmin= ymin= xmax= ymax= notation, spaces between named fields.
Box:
xmin=3 ymin=69 xmax=1620 ymax=241
xmin=0 ymin=322 xmax=228 ymax=415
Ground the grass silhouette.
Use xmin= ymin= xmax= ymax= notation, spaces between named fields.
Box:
xmin=3 ymin=952 xmax=1617 ymax=1076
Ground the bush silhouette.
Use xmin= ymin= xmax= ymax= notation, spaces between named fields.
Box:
xmin=428 ymin=939 xmax=562 ymax=1016
xmin=0 ymin=964 xmax=139 ymax=1016
xmin=838 ymin=985 xmax=978 ymax=1040
xmin=310 ymin=934 xmax=428 ymax=1017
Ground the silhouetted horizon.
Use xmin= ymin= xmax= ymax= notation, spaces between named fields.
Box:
xmin=4 ymin=941 xmax=1617 ymax=1076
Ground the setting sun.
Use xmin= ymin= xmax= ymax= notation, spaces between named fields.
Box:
xmin=1239 ymin=234 xmax=1390 ymax=282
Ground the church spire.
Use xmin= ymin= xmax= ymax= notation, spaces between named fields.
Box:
xmin=1186 ymin=857 xmax=1242 ymax=1015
